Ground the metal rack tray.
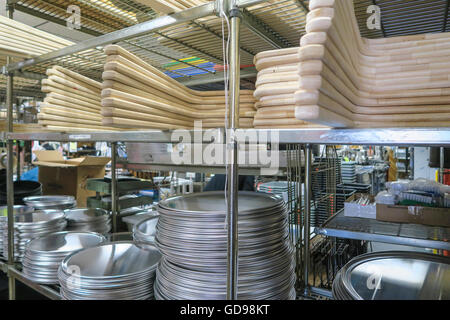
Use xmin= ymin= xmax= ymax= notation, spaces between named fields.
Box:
xmin=315 ymin=210 xmax=450 ymax=251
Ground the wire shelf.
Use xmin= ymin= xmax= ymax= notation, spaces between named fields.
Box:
xmin=0 ymin=75 xmax=43 ymax=99
xmin=315 ymin=210 xmax=450 ymax=250
xmin=5 ymin=0 xmax=312 ymax=84
xmin=16 ymin=0 xmax=158 ymax=35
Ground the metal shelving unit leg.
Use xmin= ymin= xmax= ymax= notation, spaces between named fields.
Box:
xmin=5 ymin=3 xmax=16 ymax=301
xmin=226 ymin=4 xmax=241 ymax=300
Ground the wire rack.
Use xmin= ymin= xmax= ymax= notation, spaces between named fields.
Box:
xmin=311 ymin=147 xmax=338 ymax=228
xmin=5 ymin=0 xmax=309 ymax=84
xmin=5 ymin=0 xmax=450 ymax=97
xmin=286 ymin=144 xmax=304 ymax=288
xmin=15 ymin=0 xmax=158 ymax=35
xmin=0 ymin=75 xmax=44 ymax=100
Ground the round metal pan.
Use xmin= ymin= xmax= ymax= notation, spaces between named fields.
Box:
xmin=154 ymin=191 xmax=296 ymax=300
xmin=333 ymin=251 xmax=450 ymax=300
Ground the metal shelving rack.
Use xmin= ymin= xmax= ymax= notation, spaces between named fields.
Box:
xmin=1 ymin=0 xmax=450 ymax=301
xmin=315 ymin=210 xmax=450 ymax=251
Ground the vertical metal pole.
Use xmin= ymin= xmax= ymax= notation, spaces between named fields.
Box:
xmin=440 ymin=147 xmax=445 ymax=183
xmin=6 ymin=2 xmax=16 ymax=301
xmin=226 ymin=5 xmax=241 ymax=301
xmin=111 ymin=142 xmax=118 ymax=233
xmin=16 ymin=142 xmax=20 ymax=181
xmin=303 ymin=144 xmax=312 ymax=296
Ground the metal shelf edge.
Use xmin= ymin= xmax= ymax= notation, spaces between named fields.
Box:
xmin=315 ymin=226 xmax=450 ymax=251
xmin=4 ymin=128 xmax=450 ymax=146
xmin=8 ymin=266 xmax=61 ymax=300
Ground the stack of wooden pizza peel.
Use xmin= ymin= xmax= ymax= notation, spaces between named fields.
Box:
xmin=4 ymin=0 xmax=450 ymax=130
xmin=101 ymin=45 xmax=256 ymax=129
xmin=254 ymin=0 xmax=450 ymax=128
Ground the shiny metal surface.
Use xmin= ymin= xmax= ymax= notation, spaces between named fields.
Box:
xmin=5 ymin=128 xmax=450 ymax=146
xmin=58 ymin=241 xmax=161 ymax=300
xmin=227 ymin=10 xmax=241 ymax=300
xmin=65 ymin=208 xmax=109 ymax=222
xmin=333 ymin=251 xmax=450 ymax=300
xmin=26 ymin=231 xmax=105 ymax=254
xmin=10 ymin=210 xmax=65 ymax=224
xmin=159 ymin=191 xmax=282 ymax=213
xmin=22 ymin=231 xmax=105 ymax=284
xmin=65 ymin=208 xmax=111 ymax=235
xmin=0 ymin=210 xmax=67 ymax=261
xmin=0 ymin=206 xmax=34 ymax=219
xmin=133 ymin=216 xmax=159 ymax=244
xmin=24 ymin=195 xmax=76 ymax=210
xmin=154 ymin=191 xmax=296 ymax=300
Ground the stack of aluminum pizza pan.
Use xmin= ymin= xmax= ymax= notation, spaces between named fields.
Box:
xmin=64 ymin=208 xmax=111 ymax=235
xmin=154 ymin=191 xmax=296 ymax=300
xmin=23 ymin=195 xmax=76 ymax=211
xmin=0 ymin=205 xmax=34 ymax=257
xmin=58 ymin=241 xmax=161 ymax=300
xmin=133 ymin=216 xmax=159 ymax=245
xmin=332 ymin=251 xmax=450 ymax=300
xmin=1 ymin=209 xmax=67 ymax=261
xmin=22 ymin=231 xmax=105 ymax=284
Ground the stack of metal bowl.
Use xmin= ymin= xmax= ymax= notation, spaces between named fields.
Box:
xmin=0 ymin=181 xmax=42 ymax=205
xmin=154 ymin=191 xmax=296 ymax=300
xmin=24 ymin=195 xmax=76 ymax=210
xmin=133 ymin=216 xmax=159 ymax=245
xmin=58 ymin=241 xmax=161 ymax=300
xmin=64 ymin=208 xmax=111 ymax=235
xmin=0 ymin=209 xmax=67 ymax=261
xmin=0 ymin=205 xmax=34 ymax=257
xmin=332 ymin=251 xmax=450 ymax=300
xmin=22 ymin=231 xmax=106 ymax=284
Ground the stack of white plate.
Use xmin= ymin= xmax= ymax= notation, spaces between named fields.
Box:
xmin=22 ymin=231 xmax=105 ymax=284
xmin=58 ymin=241 xmax=161 ymax=300
xmin=0 ymin=205 xmax=34 ymax=257
xmin=64 ymin=208 xmax=111 ymax=235
xmin=154 ymin=191 xmax=296 ymax=300
xmin=133 ymin=216 xmax=159 ymax=245
xmin=332 ymin=251 xmax=450 ymax=300
xmin=24 ymin=195 xmax=76 ymax=210
xmin=1 ymin=209 xmax=67 ymax=261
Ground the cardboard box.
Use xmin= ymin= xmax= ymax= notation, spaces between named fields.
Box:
xmin=344 ymin=193 xmax=376 ymax=219
xmin=376 ymin=204 xmax=450 ymax=227
xmin=33 ymin=150 xmax=110 ymax=207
